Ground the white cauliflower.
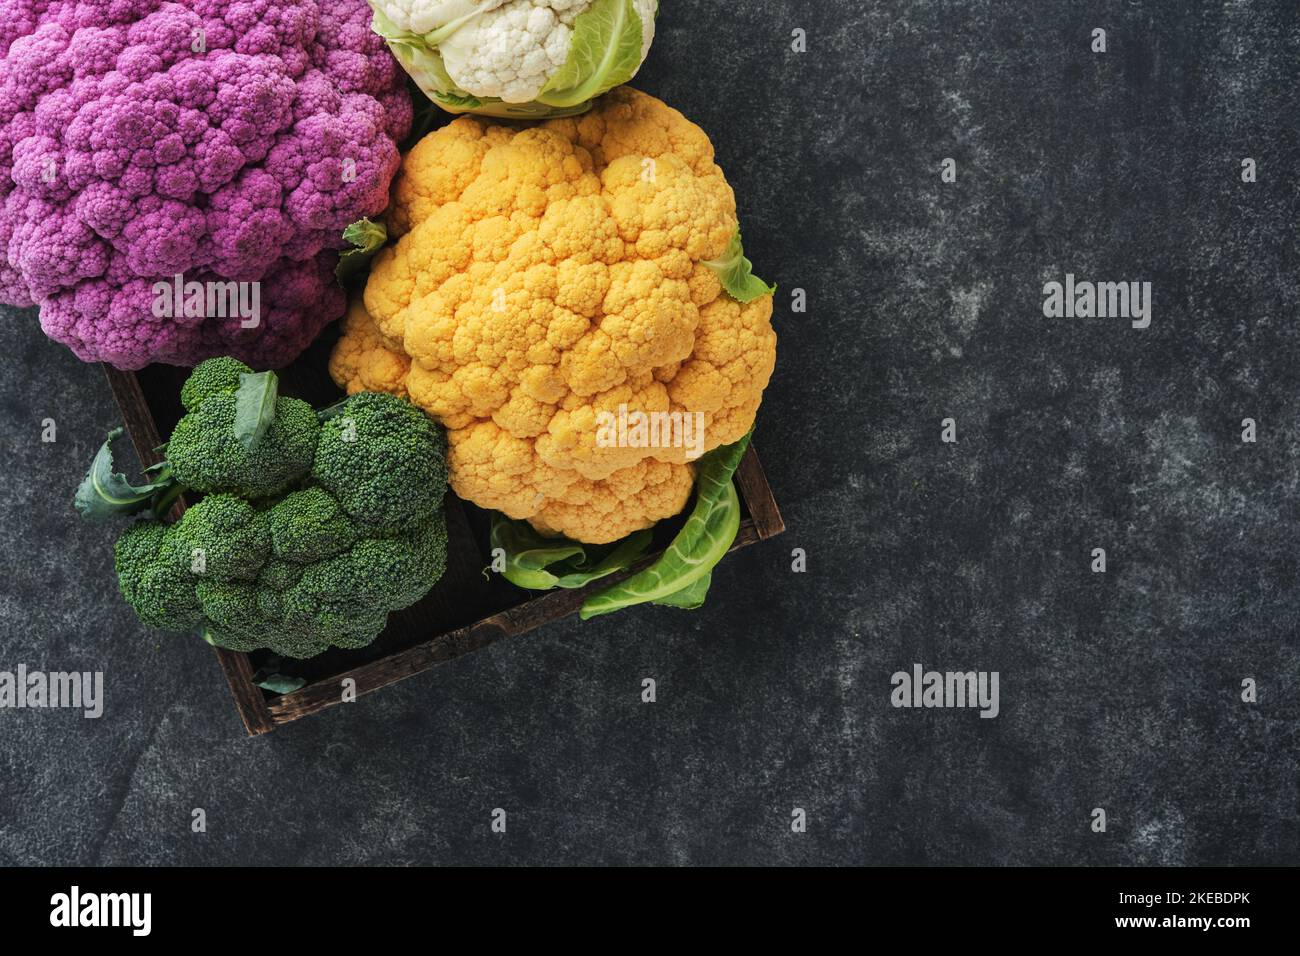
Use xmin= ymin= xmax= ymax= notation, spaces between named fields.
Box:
xmin=375 ymin=0 xmax=512 ymax=36
xmin=370 ymin=0 xmax=658 ymax=117
xmin=442 ymin=1 xmax=588 ymax=103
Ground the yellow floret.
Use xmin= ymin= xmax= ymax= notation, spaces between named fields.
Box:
xmin=330 ymin=88 xmax=777 ymax=544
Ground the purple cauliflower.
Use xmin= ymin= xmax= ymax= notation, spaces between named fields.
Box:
xmin=0 ymin=0 xmax=412 ymax=369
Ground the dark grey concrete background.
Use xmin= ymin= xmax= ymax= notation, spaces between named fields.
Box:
xmin=1 ymin=0 xmax=1298 ymax=866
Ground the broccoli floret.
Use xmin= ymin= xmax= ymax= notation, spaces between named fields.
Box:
xmin=179 ymin=357 xmax=252 ymax=412
xmin=313 ymin=392 xmax=448 ymax=528
xmin=198 ymin=581 xmax=331 ymax=660
xmin=263 ymin=633 xmax=332 ymax=660
xmin=162 ymin=494 xmax=271 ymax=581
xmin=283 ymin=517 xmax=447 ymax=617
xmin=259 ymin=557 xmax=305 ymax=592
xmin=196 ymin=580 xmax=278 ymax=647
xmin=206 ymin=631 xmax=329 ymax=663
xmin=390 ymin=516 xmax=450 ymax=610
xmin=267 ymin=487 xmax=358 ymax=563
xmin=114 ymin=521 xmax=204 ymax=630
xmin=279 ymin=590 xmax=389 ymax=650
xmin=103 ymin=367 xmax=451 ymax=660
xmin=114 ymin=518 xmax=166 ymax=572
xmin=167 ymin=394 xmax=319 ymax=499
xmin=271 ymin=512 xmax=447 ymax=653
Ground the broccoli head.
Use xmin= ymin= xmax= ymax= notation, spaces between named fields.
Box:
xmin=259 ymin=557 xmax=305 ymax=593
xmin=196 ymin=580 xmax=291 ymax=653
xmin=161 ymin=494 xmax=271 ymax=581
xmin=114 ymin=521 xmax=204 ymax=630
xmin=313 ymin=391 xmax=449 ymax=528
xmin=167 ymin=392 xmax=319 ymax=500
xmin=267 ymin=487 xmax=359 ymax=564
xmin=179 ymin=357 xmax=252 ymax=412
xmin=102 ymin=363 xmax=451 ymax=659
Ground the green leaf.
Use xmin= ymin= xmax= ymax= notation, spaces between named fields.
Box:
xmin=431 ymin=90 xmax=483 ymax=110
xmin=249 ymin=654 xmax=306 ymax=695
xmin=554 ymin=530 xmax=653 ymax=588
xmin=336 ymin=217 xmax=389 ymax=285
xmin=538 ymin=0 xmax=645 ymax=109
xmin=371 ymin=8 xmax=485 ymax=116
xmin=580 ymin=430 xmax=752 ymax=620
xmin=233 ymin=370 xmax=278 ymax=452
xmin=74 ymin=428 xmax=173 ymax=522
xmin=255 ymin=674 xmax=307 ymax=695
xmin=490 ymin=516 xmax=584 ymax=590
xmin=456 ymin=97 xmax=591 ymax=119
xmin=653 ymin=572 xmax=712 ymax=609
xmin=489 ymin=514 xmax=653 ymax=590
xmin=703 ymin=229 xmax=776 ymax=304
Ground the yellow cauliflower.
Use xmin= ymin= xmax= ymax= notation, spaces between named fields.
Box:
xmin=330 ymin=87 xmax=776 ymax=544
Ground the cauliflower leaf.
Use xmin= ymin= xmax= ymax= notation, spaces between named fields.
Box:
xmin=705 ymin=230 xmax=778 ymax=304
xmin=538 ymin=0 xmax=647 ymax=109
xmin=337 ymin=218 xmax=391 ymax=286
xmin=580 ymin=430 xmax=752 ymax=619
xmin=486 ymin=430 xmax=753 ymax=619
xmin=490 ymin=516 xmax=653 ymax=590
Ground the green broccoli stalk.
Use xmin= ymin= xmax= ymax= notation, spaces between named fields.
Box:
xmin=79 ymin=358 xmax=451 ymax=660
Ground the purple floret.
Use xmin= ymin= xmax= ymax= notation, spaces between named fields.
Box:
xmin=0 ymin=0 xmax=411 ymax=369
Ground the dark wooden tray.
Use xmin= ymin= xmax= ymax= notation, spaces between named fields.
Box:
xmin=102 ymin=330 xmax=785 ymax=735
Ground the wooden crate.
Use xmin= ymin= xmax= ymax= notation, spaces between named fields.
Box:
xmin=102 ymin=331 xmax=785 ymax=735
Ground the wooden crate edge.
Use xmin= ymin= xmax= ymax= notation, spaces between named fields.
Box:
xmin=736 ymin=442 xmax=785 ymax=539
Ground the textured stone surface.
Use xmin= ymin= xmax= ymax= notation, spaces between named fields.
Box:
xmin=0 ymin=0 xmax=1297 ymax=865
